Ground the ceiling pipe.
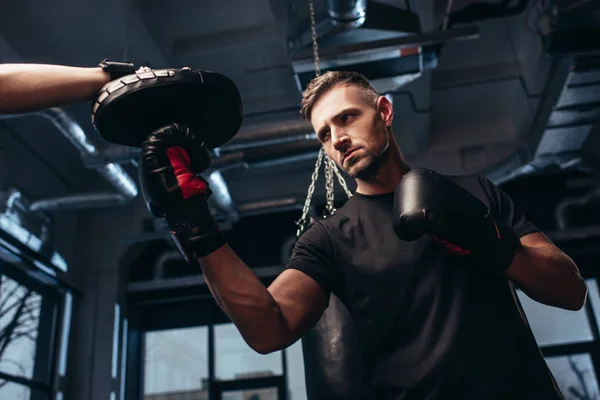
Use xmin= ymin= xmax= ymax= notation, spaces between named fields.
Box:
xmin=1 ymin=189 xmax=54 ymax=247
xmin=327 ymin=0 xmax=368 ymax=29
xmin=0 ymin=108 xmax=138 ymax=211
xmin=224 ymin=118 xmax=314 ymax=146
xmin=555 ymin=184 xmax=600 ymax=230
xmin=153 ymin=250 xmax=182 ymax=280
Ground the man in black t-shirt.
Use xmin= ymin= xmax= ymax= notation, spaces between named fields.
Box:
xmin=280 ymin=71 xmax=585 ymax=399
xmin=2 ymin=64 xmax=587 ymax=399
xmin=291 ymin=174 xmax=566 ymax=399
xmin=135 ymin=70 xmax=585 ymax=399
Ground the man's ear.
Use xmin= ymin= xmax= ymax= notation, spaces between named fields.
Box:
xmin=377 ymin=95 xmax=394 ymax=127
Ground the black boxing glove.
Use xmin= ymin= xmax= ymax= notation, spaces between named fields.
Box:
xmin=392 ymin=168 xmax=522 ymax=273
xmin=139 ymin=123 xmax=225 ymax=261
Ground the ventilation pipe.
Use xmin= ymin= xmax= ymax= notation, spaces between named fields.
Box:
xmin=1 ymin=188 xmax=54 ymax=248
xmin=326 ymin=0 xmax=368 ymax=29
xmin=153 ymin=250 xmax=182 ymax=279
xmin=555 ymin=185 xmax=600 ymax=230
xmin=0 ymin=108 xmax=137 ymax=211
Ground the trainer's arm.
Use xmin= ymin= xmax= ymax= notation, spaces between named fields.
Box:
xmin=0 ymin=64 xmax=111 ymax=114
xmin=199 ymin=244 xmax=328 ymax=354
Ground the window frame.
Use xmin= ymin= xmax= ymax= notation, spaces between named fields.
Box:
xmin=0 ymin=249 xmax=70 ymax=400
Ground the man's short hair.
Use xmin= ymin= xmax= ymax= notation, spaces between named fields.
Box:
xmin=300 ymin=71 xmax=380 ymax=121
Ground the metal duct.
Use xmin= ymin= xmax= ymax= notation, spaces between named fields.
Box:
xmin=225 ymin=118 xmax=314 ymax=146
xmin=488 ymin=56 xmax=600 ymax=186
xmin=555 ymin=185 xmax=600 ymax=230
xmin=153 ymin=250 xmax=182 ymax=279
xmin=1 ymin=189 xmax=54 ymax=247
xmin=206 ymin=171 xmax=239 ymax=223
xmin=291 ymin=25 xmax=479 ymax=93
xmin=326 ymin=0 xmax=367 ymax=29
xmin=0 ymin=108 xmax=138 ymax=211
xmin=219 ymin=133 xmax=317 ymax=153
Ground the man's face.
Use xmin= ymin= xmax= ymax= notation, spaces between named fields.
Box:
xmin=310 ymin=85 xmax=391 ymax=179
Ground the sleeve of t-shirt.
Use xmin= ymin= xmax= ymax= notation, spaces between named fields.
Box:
xmin=478 ymin=176 xmax=540 ymax=239
xmin=284 ymin=221 xmax=340 ymax=299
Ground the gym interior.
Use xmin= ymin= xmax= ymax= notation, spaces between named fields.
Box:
xmin=1 ymin=0 xmax=600 ymax=399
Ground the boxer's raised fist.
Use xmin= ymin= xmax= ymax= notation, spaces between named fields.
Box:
xmin=392 ymin=169 xmax=521 ymax=273
xmin=139 ymin=123 xmax=224 ymax=260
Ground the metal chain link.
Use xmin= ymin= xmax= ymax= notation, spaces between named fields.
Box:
xmin=330 ymin=157 xmax=353 ymax=198
xmin=296 ymin=0 xmax=353 ymax=237
xmin=324 ymin=155 xmax=336 ymax=216
xmin=295 ymin=147 xmax=324 ymax=237
xmin=308 ymin=0 xmax=320 ymax=77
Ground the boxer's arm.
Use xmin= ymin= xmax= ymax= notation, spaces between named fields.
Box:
xmin=480 ymin=177 xmax=587 ymax=310
xmin=506 ymin=232 xmax=586 ymax=311
xmin=199 ymin=244 xmax=328 ymax=354
xmin=0 ymin=63 xmax=111 ymax=114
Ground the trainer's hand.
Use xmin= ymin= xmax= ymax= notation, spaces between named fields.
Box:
xmin=392 ymin=169 xmax=521 ymax=272
xmin=139 ymin=123 xmax=225 ymax=260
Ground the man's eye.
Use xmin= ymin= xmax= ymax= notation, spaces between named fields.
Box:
xmin=341 ymin=113 xmax=354 ymax=123
xmin=320 ymin=131 xmax=330 ymax=141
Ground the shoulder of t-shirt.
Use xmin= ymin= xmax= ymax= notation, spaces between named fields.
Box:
xmin=440 ymin=173 xmax=494 ymax=208
xmin=441 ymin=172 xmax=539 ymax=238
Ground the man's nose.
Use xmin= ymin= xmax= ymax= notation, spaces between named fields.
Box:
xmin=331 ymin=128 xmax=350 ymax=151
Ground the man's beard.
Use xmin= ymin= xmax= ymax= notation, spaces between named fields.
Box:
xmin=343 ymin=135 xmax=390 ymax=179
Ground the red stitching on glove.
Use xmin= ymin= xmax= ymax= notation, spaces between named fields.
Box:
xmin=167 ymin=146 xmax=209 ymax=199
xmin=430 ymin=234 xmax=471 ymax=256
xmin=490 ymin=218 xmax=501 ymax=239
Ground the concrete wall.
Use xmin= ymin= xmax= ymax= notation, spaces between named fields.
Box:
xmin=65 ymin=194 xmax=149 ymax=400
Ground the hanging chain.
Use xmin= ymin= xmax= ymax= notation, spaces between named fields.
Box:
xmin=324 ymin=156 xmax=336 ymax=216
xmin=331 ymin=157 xmax=353 ymax=198
xmin=296 ymin=147 xmax=324 ymax=237
xmin=295 ymin=0 xmax=353 ymax=237
xmin=308 ymin=0 xmax=320 ymax=76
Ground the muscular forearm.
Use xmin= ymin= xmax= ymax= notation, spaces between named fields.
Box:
xmin=505 ymin=245 xmax=587 ymax=310
xmin=0 ymin=64 xmax=110 ymax=114
xmin=198 ymin=244 xmax=291 ymax=353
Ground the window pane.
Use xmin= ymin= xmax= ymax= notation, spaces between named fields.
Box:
xmin=285 ymin=340 xmax=307 ymax=400
xmin=517 ymin=290 xmax=593 ymax=346
xmin=545 ymin=354 xmax=600 ymax=399
xmin=585 ymin=279 xmax=600 ymax=328
xmin=214 ymin=323 xmax=283 ymax=381
xmin=222 ymin=387 xmax=279 ymax=400
xmin=0 ymin=275 xmax=42 ymax=380
xmin=0 ymin=379 xmax=48 ymax=400
xmin=144 ymin=326 xmax=209 ymax=396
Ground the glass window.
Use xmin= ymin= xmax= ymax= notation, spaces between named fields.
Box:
xmin=222 ymin=387 xmax=279 ymax=400
xmin=144 ymin=326 xmax=209 ymax=396
xmin=585 ymin=279 xmax=600 ymax=327
xmin=517 ymin=290 xmax=593 ymax=346
xmin=0 ymin=274 xmax=43 ymax=380
xmin=214 ymin=323 xmax=283 ymax=381
xmin=285 ymin=340 xmax=307 ymax=400
xmin=0 ymin=253 xmax=62 ymax=399
xmin=546 ymin=354 xmax=600 ymax=399
xmin=0 ymin=379 xmax=48 ymax=400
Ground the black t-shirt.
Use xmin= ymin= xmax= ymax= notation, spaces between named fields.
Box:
xmin=286 ymin=174 xmax=563 ymax=400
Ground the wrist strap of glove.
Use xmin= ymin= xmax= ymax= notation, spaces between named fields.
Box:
xmin=165 ymin=199 xmax=226 ymax=261
xmin=480 ymin=218 xmax=522 ymax=273
xmin=97 ymin=59 xmax=136 ymax=80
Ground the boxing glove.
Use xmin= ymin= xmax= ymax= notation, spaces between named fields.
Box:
xmin=139 ymin=123 xmax=225 ymax=261
xmin=392 ymin=169 xmax=521 ymax=273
